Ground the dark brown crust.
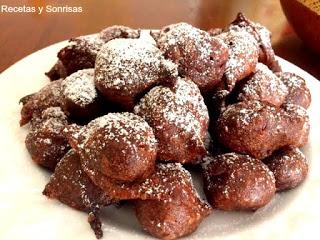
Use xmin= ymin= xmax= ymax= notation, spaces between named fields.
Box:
xmin=99 ymin=25 xmax=140 ymax=42
xmin=83 ymin=127 xmax=157 ymax=183
xmin=265 ymin=146 xmax=308 ymax=191
xmin=45 ymin=60 xmax=67 ymax=81
xmin=20 ymin=70 xmax=109 ymax=126
xmin=216 ymin=101 xmax=309 ymax=159
xmin=203 ymin=153 xmax=276 ymax=210
xmin=62 ymin=96 xmax=105 ymax=123
xmin=17 ymin=19 xmax=313 ymax=240
xmin=88 ymin=211 xmax=103 ymax=239
xmin=79 ymin=160 xmax=212 ymax=239
xmin=80 ymin=161 xmax=191 ymax=202
xmin=57 ymin=37 xmax=100 ymax=77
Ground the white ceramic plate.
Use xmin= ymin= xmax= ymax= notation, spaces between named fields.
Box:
xmin=0 ymin=38 xmax=320 ymax=240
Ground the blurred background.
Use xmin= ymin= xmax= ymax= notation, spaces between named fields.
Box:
xmin=0 ymin=0 xmax=319 ymax=78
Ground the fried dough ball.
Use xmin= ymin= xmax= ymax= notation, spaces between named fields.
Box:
xmin=265 ymin=146 xmax=308 ymax=191
xmin=228 ymin=13 xmax=281 ymax=72
xmin=43 ymin=149 xmax=113 ymax=211
xmin=19 ymin=79 xmax=64 ymax=126
xmin=65 ymin=112 xmax=157 ymax=183
xmin=215 ymin=26 xmax=259 ymax=91
xmin=135 ymin=164 xmax=212 ymax=240
xmin=95 ymin=37 xmax=177 ymax=110
xmin=276 ymin=72 xmax=311 ymax=109
xmin=134 ymin=78 xmax=209 ymax=164
xmin=216 ymin=101 xmax=310 ymax=159
xmin=46 ymin=26 xmax=140 ymax=80
xmin=25 ymin=107 xmax=70 ymax=170
xmin=203 ymin=153 xmax=276 ymax=210
xmin=156 ymin=23 xmax=229 ymax=94
xmin=237 ymin=63 xmax=288 ymax=107
xmin=43 ymin=149 xmax=114 ymax=238
xmin=61 ymin=69 xmax=105 ymax=121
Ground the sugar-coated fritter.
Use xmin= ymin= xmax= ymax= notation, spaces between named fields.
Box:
xmin=65 ymin=112 xmax=157 ymax=183
xmin=216 ymin=100 xmax=309 ymax=159
xmin=215 ymin=26 xmax=259 ymax=91
xmin=277 ymin=72 xmax=311 ymax=109
xmin=156 ymin=22 xmax=229 ymax=94
xmin=135 ymin=164 xmax=212 ymax=240
xmin=43 ymin=149 xmax=113 ymax=211
xmin=25 ymin=107 xmax=70 ymax=170
xmin=237 ymin=63 xmax=288 ymax=107
xmin=229 ymin=13 xmax=281 ymax=72
xmin=265 ymin=146 xmax=308 ymax=191
xmin=20 ymin=79 xmax=64 ymax=126
xmin=43 ymin=149 xmax=115 ymax=239
xmin=61 ymin=69 xmax=105 ymax=121
xmin=203 ymin=153 xmax=276 ymax=210
xmin=134 ymin=78 xmax=209 ymax=164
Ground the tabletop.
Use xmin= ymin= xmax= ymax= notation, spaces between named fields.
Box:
xmin=0 ymin=0 xmax=319 ymax=79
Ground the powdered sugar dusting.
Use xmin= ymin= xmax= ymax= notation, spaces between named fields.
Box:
xmin=266 ymin=146 xmax=308 ymax=190
xmin=222 ymin=101 xmax=265 ymax=126
xmin=138 ymin=163 xmax=190 ymax=199
xmin=217 ymin=26 xmax=258 ymax=84
xmin=282 ymin=73 xmax=306 ymax=89
xmin=138 ymin=163 xmax=207 ymax=205
xmin=238 ymin=63 xmax=288 ymax=106
xmin=99 ymin=25 xmax=140 ymax=42
xmin=157 ymin=22 xmax=227 ymax=84
xmin=278 ymin=73 xmax=310 ymax=98
xmin=67 ymin=34 xmax=105 ymax=56
xmin=78 ymin=112 xmax=157 ymax=151
xmin=31 ymin=107 xmax=68 ymax=134
xmin=95 ymin=38 xmax=175 ymax=93
xmin=134 ymin=78 xmax=208 ymax=140
xmin=230 ymin=20 xmax=272 ymax=52
xmin=157 ymin=23 xmax=214 ymax=60
xmin=62 ymin=69 xmax=97 ymax=107
xmin=283 ymin=103 xmax=308 ymax=118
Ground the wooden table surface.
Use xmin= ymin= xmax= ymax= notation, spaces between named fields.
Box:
xmin=0 ymin=0 xmax=319 ymax=79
